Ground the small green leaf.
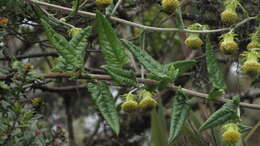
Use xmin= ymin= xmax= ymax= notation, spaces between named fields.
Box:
xmin=205 ymin=35 xmax=226 ymax=99
xmin=208 ymin=87 xmax=224 ymax=99
xmin=96 ymin=11 xmax=129 ymax=68
xmin=167 ymin=60 xmax=197 ymax=77
xmin=199 ymin=96 xmax=240 ymax=131
xmin=67 ymin=0 xmax=80 ymax=18
xmin=168 ymin=90 xmax=191 ymax=144
xmin=102 ymin=65 xmax=136 ymax=86
xmin=87 ymin=82 xmax=120 ymax=135
xmin=157 ymin=64 xmax=179 ymax=90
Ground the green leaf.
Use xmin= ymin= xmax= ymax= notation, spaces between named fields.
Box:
xmin=69 ymin=26 xmax=92 ymax=70
xmin=208 ymin=88 xmax=224 ymax=99
xmin=122 ymin=40 xmax=166 ymax=77
xmin=167 ymin=60 xmax=197 ymax=77
xmin=96 ymin=11 xmax=129 ymax=68
xmin=102 ymin=65 xmax=137 ymax=87
xmin=205 ymin=35 xmax=226 ymax=99
xmin=168 ymin=90 xmax=191 ymax=144
xmin=157 ymin=64 xmax=179 ymax=90
xmin=151 ymin=103 xmax=168 ymax=146
xmin=40 ymin=19 xmax=80 ymax=71
xmin=33 ymin=5 xmax=68 ymax=29
xmin=87 ymin=82 xmax=120 ymax=135
xmin=41 ymin=19 xmax=89 ymax=72
xmin=199 ymin=96 xmax=240 ymax=131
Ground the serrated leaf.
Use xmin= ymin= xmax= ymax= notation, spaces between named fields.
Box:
xmin=40 ymin=19 xmax=81 ymax=72
xmin=87 ymin=82 xmax=120 ymax=135
xmin=199 ymin=96 xmax=240 ymax=131
xmin=41 ymin=19 xmax=90 ymax=72
xmin=167 ymin=60 xmax=197 ymax=77
xmin=205 ymin=35 xmax=226 ymax=99
xmin=122 ymin=40 xmax=166 ymax=77
xmin=96 ymin=11 xmax=129 ymax=68
xmin=102 ymin=65 xmax=136 ymax=86
xmin=69 ymin=26 xmax=92 ymax=70
xmin=168 ymin=90 xmax=191 ymax=144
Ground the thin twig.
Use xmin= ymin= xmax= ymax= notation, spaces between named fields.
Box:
xmin=111 ymin=0 xmax=123 ymax=16
xmin=23 ymin=0 xmax=256 ymax=33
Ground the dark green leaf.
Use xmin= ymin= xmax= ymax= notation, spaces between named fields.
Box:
xmin=199 ymin=96 xmax=240 ymax=131
xmin=96 ymin=11 xmax=129 ymax=68
xmin=168 ymin=90 xmax=191 ymax=144
xmin=102 ymin=65 xmax=136 ymax=86
xmin=87 ymin=82 xmax=120 ymax=135
xmin=205 ymin=35 xmax=226 ymax=99
xmin=40 ymin=19 xmax=81 ymax=71
xmin=69 ymin=26 xmax=92 ymax=70
xmin=122 ymin=40 xmax=166 ymax=77
xmin=151 ymin=102 xmax=168 ymax=146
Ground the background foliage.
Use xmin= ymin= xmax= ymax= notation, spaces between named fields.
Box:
xmin=0 ymin=0 xmax=259 ymax=146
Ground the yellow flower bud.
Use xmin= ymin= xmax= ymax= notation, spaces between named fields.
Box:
xmin=219 ymin=32 xmax=238 ymax=55
xmin=184 ymin=35 xmax=203 ymax=49
xmin=121 ymin=100 xmax=138 ymax=113
xmin=222 ymin=123 xmax=241 ymax=144
xmin=121 ymin=93 xmax=138 ymax=113
xmin=247 ymin=41 xmax=260 ymax=50
xmin=138 ymin=90 xmax=158 ymax=111
xmin=96 ymin=0 xmax=112 ymax=7
xmin=241 ymin=51 xmax=260 ymax=75
xmin=161 ymin=0 xmax=180 ymax=13
xmin=222 ymin=130 xmax=240 ymax=144
xmin=221 ymin=9 xmax=238 ymax=24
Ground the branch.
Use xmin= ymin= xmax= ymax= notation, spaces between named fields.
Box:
xmin=23 ymin=0 xmax=256 ymax=33
xmin=0 ymin=52 xmax=58 ymax=60
xmin=1 ymin=72 xmax=260 ymax=110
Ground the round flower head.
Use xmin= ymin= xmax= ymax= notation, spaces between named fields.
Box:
xmin=161 ymin=0 xmax=180 ymax=13
xmin=138 ymin=90 xmax=158 ymax=111
xmin=220 ymin=0 xmax=240 ymax=25
xmin=222 ymin=123 xmax=241 ymax=144
xmin=247 ymin=41 xmax=260 ymax=50
xmin=222 ymin=130 xmax=241 ymax=144
xmin=96 ymin=0 xmax=112 ymax=7
xmin=247 ymin=32 xmax=260 ymax=50
xmin=121 ymin=100 xmax=138 ymax=113
xmin=184 ymin=36 xmax=203 ymax=49
xmin=219 ymin=32 xmax=238 ymax=55
xmin=121 ymin=93 xmax=138 ymax=113
xmin=221 ymin=9 xmax=238 ymax=24
xmin=241 ymin=51 xmax=260 ymax=75
xmin=184 ymin=23 xmax=204 ymax=49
